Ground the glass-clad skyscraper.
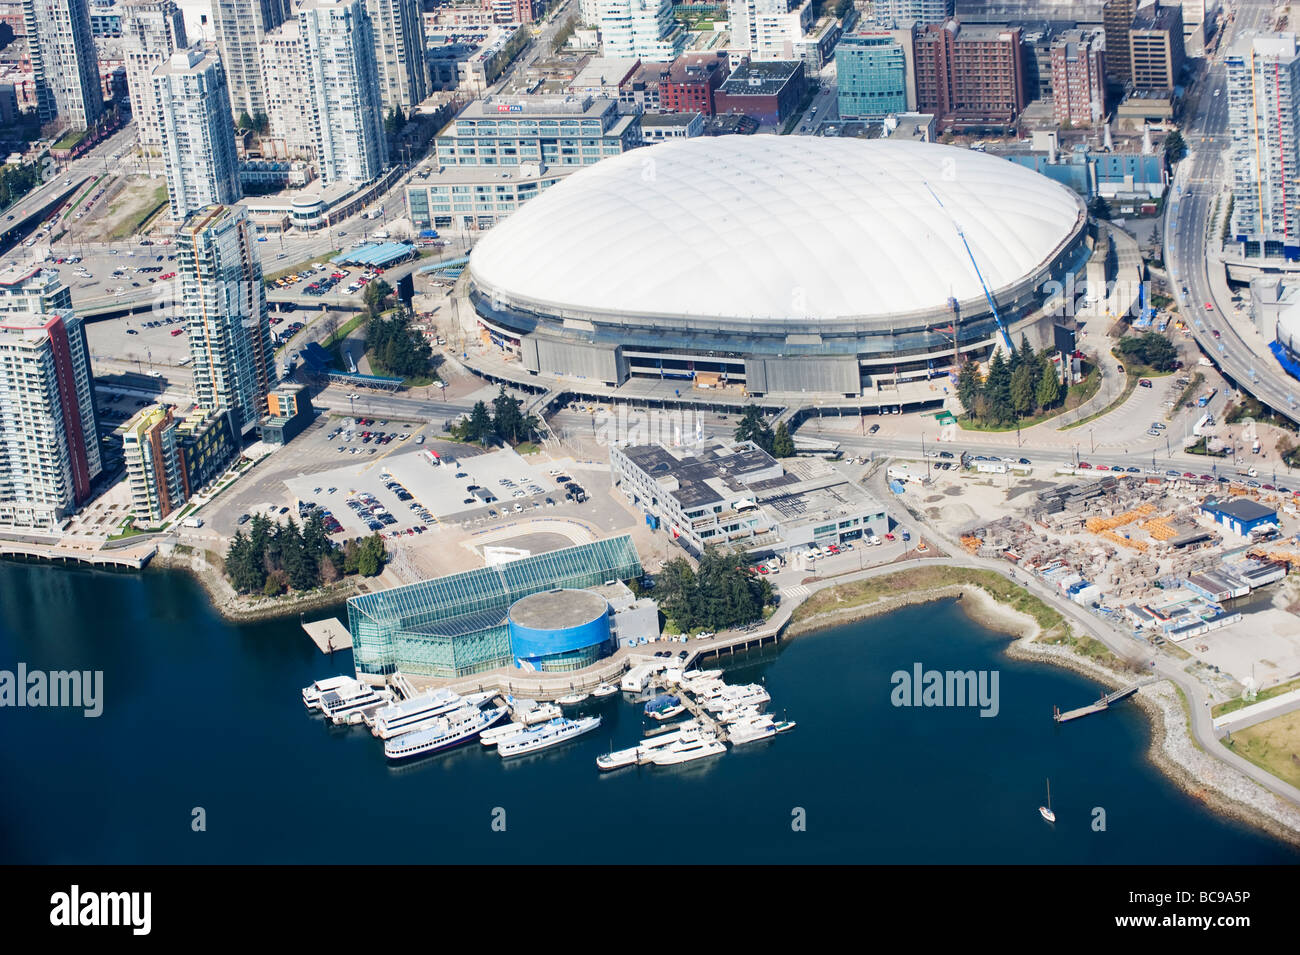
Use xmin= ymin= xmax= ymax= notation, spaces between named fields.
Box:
xmin=837 ymin=32 xmax=910 ymax=120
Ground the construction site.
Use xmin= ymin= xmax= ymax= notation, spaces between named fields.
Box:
xmin=903 ymin=467 xmax=1300 ymax=694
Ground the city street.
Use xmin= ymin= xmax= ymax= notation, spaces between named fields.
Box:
xmin=1165 ymin=0 xmax=1300 ymax=424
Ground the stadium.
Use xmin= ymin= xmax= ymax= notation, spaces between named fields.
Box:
xmin=464 ymin=136 xmax=1092 ymax=397
xmin=1272 ymin=306 xmax=1300 ymax=381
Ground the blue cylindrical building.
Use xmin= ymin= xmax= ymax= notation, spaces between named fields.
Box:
xmin=508 ymin=589 xmax=612 ymax=672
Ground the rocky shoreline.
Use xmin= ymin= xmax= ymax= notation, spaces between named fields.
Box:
xmin=786 ymin=579 xmax=1300 ymax=849
xmin=151 ymin=549 xmax=356 ymax=624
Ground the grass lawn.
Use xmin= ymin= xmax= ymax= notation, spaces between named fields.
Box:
xmin=1223 ymin=708 xmax=1300 ymax=789
xmin=514 ymin=441 xmax=541 ymax=455
xmin=321 ymin=312 xmax=367 ymax=351
xmin=54 ymin=128 xmax=88 ymax=150
xmin=1212 ymin=675 xmax=1300 ymax=720
xmin=107 ymin=517 xmax=149 ymax=541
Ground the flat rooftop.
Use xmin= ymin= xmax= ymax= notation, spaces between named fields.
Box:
xmin=719 ymin=60 xmax=802 ymax=95
xmin=458 ymin=94 xmax=615 ymax=120
xmin=1203 ymin=498 xmax=1277 ymax=522
xmin=621 ymin=441 xmax=884 ymax=528
xmin=508 ymin=588 xmax=609 ymax=629
xmin=623 ymin=441 xmax=782 ymax=510
xmin=640 ymin=112 xmax=701 ymax=128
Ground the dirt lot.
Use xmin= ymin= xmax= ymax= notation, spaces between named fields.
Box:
xmin=75 ymin=175 xmax=168 ymax=243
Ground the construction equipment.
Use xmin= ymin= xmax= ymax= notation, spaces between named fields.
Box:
xmin=923 ymin=181 xmax=1014 ymax=352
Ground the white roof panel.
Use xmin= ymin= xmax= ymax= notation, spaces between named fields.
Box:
xmin=468 ymin=136 xmax=1084 ymax=322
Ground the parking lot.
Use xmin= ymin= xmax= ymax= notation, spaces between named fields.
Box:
xmin=281 ymin=438 xmax=602 ymax=541
xmin=267 ymin=261 xmax=377 ymax=301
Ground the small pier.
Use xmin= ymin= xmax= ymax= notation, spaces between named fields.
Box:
xmin=1053 ymin=682 xmax=1144 ymax=723
xmin=302 ymin=618 xmax=353 ymax=654
xmin=679 ymin=626 xmax=782 ymax=670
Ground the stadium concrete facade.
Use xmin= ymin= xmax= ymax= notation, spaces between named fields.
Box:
xmin=463 ymin=136 xmax=1092 ymax=397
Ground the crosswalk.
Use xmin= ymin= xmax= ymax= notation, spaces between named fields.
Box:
xmin=783 ymin=585 xmax=810 ymax=602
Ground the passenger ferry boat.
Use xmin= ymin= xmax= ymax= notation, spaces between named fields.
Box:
xmin=319 ymin=682 xmax=393 ymax=725
xmin=303 ymin=675 xmax=361 ymax=710
xmin=371 ymin=689 xmax=494 ymax=739
xmin=383 ymin=705 xmax=508 ymax=761
xmin=498 ymin=715 xmax=601 ymax=758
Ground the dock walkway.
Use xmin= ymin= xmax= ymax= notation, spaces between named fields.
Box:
xmin=1054 ymin=679 xmax=1154 ymax=722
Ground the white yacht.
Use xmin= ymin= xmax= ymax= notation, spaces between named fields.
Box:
xmin=303 ymin=675 xmax=360 ymax=710
xmin=715 ymin=703 xmax=764 ymax=725
xmin=480 ymin=721 xmax=528 ymax=747
xmin=727 ymin=714 xmax=777 ymax=746
xmin=592 ymin=683 xmax=619 ymax=698
xmin=384 ymin=705 xmax=508 ymax=761
xmin=509 ymin=699 xmax=563 ymax=726
xmin=652 ymin=734 xmax=726 ymax=766
xmin=596 ymin=747 xmax=641 ymax=771
xmin=701 ymin=685 xmax=770 ymax=712
xmin=371 ymin=689 xmax=493 ymax=739
xmin=647 ymin=704 xmax=687 ymax=721
xmin=681 ymin=669 xmax=722 ymax=683
xmin=319 ymin=682 xmax=392 ymax=724
xmin=636 ymin=722 xmax=702 ymax=764
xmin=498 ymin=716 xmax=602 ymax=758
xmin=556 ymin=692 xmax=590 ymax=706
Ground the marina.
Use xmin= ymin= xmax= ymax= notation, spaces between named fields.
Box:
xmin=3 ymin=561 xmax=1294 ymax=863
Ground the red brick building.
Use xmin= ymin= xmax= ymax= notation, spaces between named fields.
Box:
xmin=1051 ymin=29 xmax=1106 ymax=127
xmin=713 ymin=59 xmax=807 ymax=127
xmin=660 ymin=51 xmax=730 ymax=116
xmin=914 ymin=20 xmax=1027 ymax=133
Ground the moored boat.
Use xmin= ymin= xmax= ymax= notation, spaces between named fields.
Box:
xmin=383 ymin=705 xmax=507 ymax=761
xmin=499 ymin=715 xmax=602 ymax=758
xmin=652 ymin=734 xmax=726 ymax=766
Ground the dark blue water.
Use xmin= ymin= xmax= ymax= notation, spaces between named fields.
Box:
xmin=1 ymin=560 xmax=1296 ymax=863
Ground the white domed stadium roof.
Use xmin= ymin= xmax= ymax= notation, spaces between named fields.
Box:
xmin=468 ymin=136 xmax=1084 ymax=323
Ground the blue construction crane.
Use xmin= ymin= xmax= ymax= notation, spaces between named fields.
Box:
xmin=924 ymin=181 xmax=1014 ymax=352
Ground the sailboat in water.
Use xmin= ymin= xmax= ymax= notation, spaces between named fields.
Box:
xmin=1039 ymin=778 xmax=1056 ymax=823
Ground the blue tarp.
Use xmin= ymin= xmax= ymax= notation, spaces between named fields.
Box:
xmin=889 ymin=480 xmax=906 ymax=494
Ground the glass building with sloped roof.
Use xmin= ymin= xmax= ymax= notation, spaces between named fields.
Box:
xmin=346 ymin=535 xmax=644 ymax=677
